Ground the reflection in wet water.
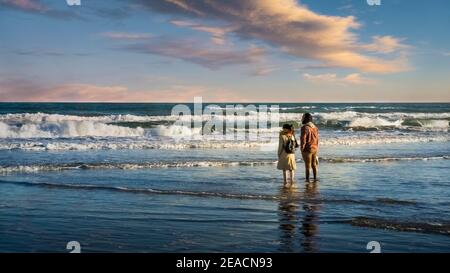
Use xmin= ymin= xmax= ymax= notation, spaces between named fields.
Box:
xmin=278 ymin=182 xmax=320 ymax=252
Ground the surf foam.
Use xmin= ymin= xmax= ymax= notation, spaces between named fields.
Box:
xmin=0 ymin=121 xmax=144 ymax=138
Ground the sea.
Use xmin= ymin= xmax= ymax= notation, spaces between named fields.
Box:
xmin=0 ymin=102 xmax=449 ymax=252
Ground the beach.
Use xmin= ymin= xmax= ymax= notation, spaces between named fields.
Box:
xmin=0 ymin=103 xmax=449 ymax=252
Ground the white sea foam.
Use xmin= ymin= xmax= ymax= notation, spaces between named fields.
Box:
xmin=0 ymin=111 xmax=448 ymax=141
xmin=0 ymin=121 xmax=144 ymax=138
xmin=348 ymin=117 xmax=403 ymax=128
xmin=315 ymin=111 xmax=450 ymax=130
xmin=0 ymin=160 xmax=276 ymax=173
xmin=1 ymin=111 xmax=449 ymax=126
xmin=320 ymin=134 xmax=450 ymax=146
xmin=152 ymin=125 xmax=202 ymax=137
xmin=0 ymin=139 xmax=271 ymax=151
xmin=418 ymin=120 xmax=449 ymax=128
xmin=280 ymin=106 xmax=316 ymax=110
xmin=0 ymin=112 xmax=175 ymax=123
xmin=316 ymin=111 xmax=450 ymax=122
xmin=0 ymin=132 xmax=448 ymax=151
xmin=1 ymin=156 xmax=448 ymax=173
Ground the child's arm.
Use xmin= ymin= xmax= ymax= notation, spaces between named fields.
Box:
xmin=277 ymin=135 xmax=284 ymax=157
xmin=294 ymin=133 xmax=299 ymax=148
xmin=300 ymin=126 xmax=307 ymax=152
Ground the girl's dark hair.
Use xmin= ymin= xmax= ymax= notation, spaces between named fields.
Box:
xmin=282 ymin=124 xmax=293 ymax=130
xmin=302 ymin=113 xmax=313 ymax=124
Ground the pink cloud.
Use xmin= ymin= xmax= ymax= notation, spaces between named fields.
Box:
xmin=0 ymin=79 xmax=244 ymax=102
xmin=139 ymin=0 xmax=411 ymax=73
xmin=0 ymin=0 xmax=47 ymax=12
xmin=303 ymin=73 xmax=376 ymax=85
xmin=124 ymin=38 xmax=265 ymax=69
xmin=170 ymin=20 xmax=235 ymax=45
xmin=362 ymin=36 xmax=409 ymax=54
xmin=100 ymin=32 xmax=153 ymax=40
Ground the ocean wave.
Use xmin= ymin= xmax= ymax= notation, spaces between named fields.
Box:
xmin=0 ymin=160 xmax=276 ymax=173
xmin=316 ymin=111 xmax=450 ymax=121
xmin=320 ymin=134 xmax=450 ymax=146
xmin=418 ymin=119 xmax=450 ymax=128
xmin=0 ymin=111 xmax=450 ymax=140
xmin=0 ymin=113 xmax=162 ymax=123
xmin=0 ymin=132 xmax=448 ymax=151
xmin=0 ymin=139 xmax=273 ymax=151
xmin=0 ymin=120 xmax=144 ymax=138
xmin=348 ymin=216 xmax=450 ymax=236
xmin=374 ymin=198 xmax=418 ymax=205
xmin=206 ymin=105 xmax=316 ymax=111
xmin=0 ymin=179 xmax=281 ymax=201
xmin=316 ymin=111 xmax=449 ymax=130
xmin=280 ymin=106 xmax=316 ymax=110
xmin=2 ymin=111 xmax=449 ymax=124
xmin=347 ymin=117 xmax=403 ymax=128
xmin=1 ymin=156 xmax=448 ymax=173
xmin=152 ymin=125 xmax=203 ymax=137
xmin=0 ymin=118 xmax=447 ymax=141
xmin=320 ymin=155 xmax=450 ymax=163
xmin=0 ymin=179 xmax=423 ymax=207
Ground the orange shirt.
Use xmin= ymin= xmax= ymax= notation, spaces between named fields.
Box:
xmin=300 ymin=123 xmax=319 ymax=152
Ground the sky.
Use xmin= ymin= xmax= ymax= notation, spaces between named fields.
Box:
xmin=0 ymin=0 xmax=449 ymax=102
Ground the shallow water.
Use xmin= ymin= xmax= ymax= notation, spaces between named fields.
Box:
xmin=0 ymin=103 xmax=449 ymax=252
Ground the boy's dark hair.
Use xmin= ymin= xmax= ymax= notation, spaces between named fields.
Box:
xmin=302 ymin=113 xmax=313 ymax=124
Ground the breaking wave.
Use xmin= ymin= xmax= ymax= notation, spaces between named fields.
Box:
xmin=0 ymin=132 xmax=448 ymax=151
xmin=1 ymin=111 xmax=449 ymax=130
xmin=0 ymin=112 xmax=448 ymax=150
xmin=1 ymin=156 xmax=448 ymax=173
xmin=315 ymin=111 xmax=449 ymax=130
xmin=0 ymin=120 xmax=144 ymax=138
xmin=151 ymin=125 xmax=202 ymax=137
xmin=0 ymin=160 xmax=276 ymax=173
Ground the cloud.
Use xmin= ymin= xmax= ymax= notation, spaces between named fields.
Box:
xmin=362 ymin=36 xmax=408 ymax=54
xmin=135 ymin=0 xmax=411 ymax=73
xmin=0 ymin=0 xmax=46 ymax=12
xmin=123 ymin=38 xmax=265 ymax=69
xmin=444 ymin=52 xmax=450 ymax=57
xmin=0 ymin=78 xmax=242 ymax=102
xmin=299 ymin=64 xmax=341 ymax=70
xmin=12 ymin=49 xmax=91 ymax=57
xmin=91 ymin=5 xmax=131 ymax=19
xmin=303 ymin=73 xmax=375 ymax=85
xmin=100 ymin=32 xmax=153 ymax=40
xmin=0 ymin=0 xmax=128 ymax=20
xmin=250 ymin=66 xmax=277 ymax=76
xmin=0 ymin=0 xmax=81 ymax=19
xmin=170 ymin=19 xmax=234 ymax=45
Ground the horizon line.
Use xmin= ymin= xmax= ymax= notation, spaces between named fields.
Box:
xmin=0 ymin=101 xmax=449 ymax=104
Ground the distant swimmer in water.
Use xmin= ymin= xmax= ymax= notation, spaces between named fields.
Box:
xmin=300 ymin=113 xmax=319 ymax=182
xmin=277 ymin=124 xmax=299 ymax=188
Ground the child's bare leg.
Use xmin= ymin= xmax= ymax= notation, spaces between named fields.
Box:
xmin=312 ymin=154 xmax=318 ymax=180
xmin=304 ymin=162 xmax=310 ymax=181
xmin=282 ymin=170 xmax=288 ymax=187
xmin=302 ymin=152 xmax=311 ymax=182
